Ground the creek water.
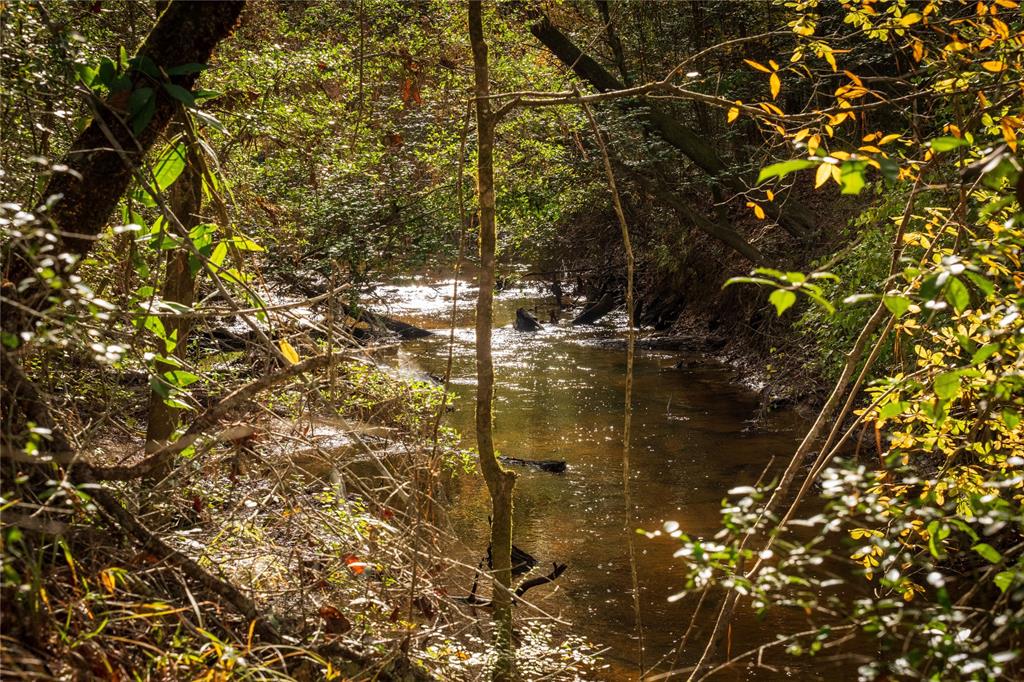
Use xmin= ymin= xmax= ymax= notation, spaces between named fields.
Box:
xmin=370 ymin=275 xmax=855 ymax=681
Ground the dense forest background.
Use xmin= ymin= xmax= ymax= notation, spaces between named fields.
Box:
xmin=1 ymin=0 xmax=1022 ymax=680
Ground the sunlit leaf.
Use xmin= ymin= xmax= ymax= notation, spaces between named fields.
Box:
xmin=757 ymin=159 xmax=816 ymax=183
xmin=280 ymin=340 xmax=300 ymax=365
xmin=768 ymin=288 xmax=796 ymax=315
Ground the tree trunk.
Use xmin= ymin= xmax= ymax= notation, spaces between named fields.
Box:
xmin=468 ymin=2 xmax=517 ymax=679
xmin=2 ymin=0 xmax=245 ymax=322
xmin=526 ymin=12 xmax=816 ymax=241
xmin=144 ymin=147 xmax=202 ymax=469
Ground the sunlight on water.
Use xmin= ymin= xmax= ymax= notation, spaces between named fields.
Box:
xmin=370 ymin=276 xmax=849 ymax=681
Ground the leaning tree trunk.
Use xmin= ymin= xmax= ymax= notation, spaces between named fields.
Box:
xmin=144 ymin=145 xmax=202 ymax=469
xmin=468 ymin=2 xmax=517 ymax=679
xmin=1 ymin=0 xmax=245 ymax=326
xmin=526 ymin=12 xmax=817 ymax=241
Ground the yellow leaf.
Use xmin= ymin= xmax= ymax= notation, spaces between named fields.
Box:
xmin=768 ymin=59 xmax=780 ymax=71
xmin=280 ymin=340 xmax=300 ymax=365
xmin=899 ymin=12 xmax=922 ymax=25
xmin=747 ymin=202 xmax=766 ymax=220
xmin=912 ymin=40 xmax=924 ymax=62
xmin=815 ymin=162 xmax=832 ymax=188
xmin=879 ymin=133 xmax=901 ymax=145
xmin=727 ymin=107 xmax=739 ymax=123
xmin=808 ymin=134 xmax=821 ymax=155
xmin=994 ymin=0 xmax=1018 ymax=8
xmin=1002 ymin=118 xmax=1018 ymax=152
xmin=100 ymin=570 xmax=117 ymax=595
xmin=844 ymin=70 xmax=863 ymax=87
xmin=794 ymin=128 xmax=810 ymax=142
xmin=824 ymin=50 xmax=837 ymax=72
xmin=769 ymin=72 xmax=781 ymax=99
xmin=744 ymin=59 xmax=771 ymax=73
xmin=831 ymin=164 xmax=843 ymax=185
xmin=858 ymin=145 xmax=882 ymax=153
xmin=982 ymin=60 xmax=1006 ymax=72
xmin=766 ymin=189 xmax=775 ymax=201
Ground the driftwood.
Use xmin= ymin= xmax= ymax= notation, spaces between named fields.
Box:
xmin=498 ymin=456 xmax=567 ymax=473
xmin=513 ymin=307 xmax=543 ymax=332
xmin=572 ymin=293 xmax=617 ymax=325
xmin=462 ymin=559 xmax=569 ymax=606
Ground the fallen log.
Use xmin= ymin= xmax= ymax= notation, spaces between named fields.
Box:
xmin=498 ymin=456 xmax=567 ymax=473
xmin=572 ymin=293 xmax=617 ymax=325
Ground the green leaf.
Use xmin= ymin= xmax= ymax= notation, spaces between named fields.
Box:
xmin=723 ymin=276 xmax=778 ymax=288
xmin=154 ymin=143 xmax=187 ymax=190
xmin=1003 ymin=409 xmax=1021 ymax=431
xmin=944 ymin=276 xmax=970 ymax=313
xmin=97 ymin=57 xmax=116 ymax=86
xmin=163 ymin=370 xmax=200 ymax=388
xmin=934 ymin=372 xmax=961 ymax=400
xmin=973 ymin=543 xmax=1002 ymax=564
xmin=882 ymin=294 xmax=911 ymax=317
xmin=192 ymin=109 xmax=226 ymax=134
xmin=149 ymin=375 xmax=170 ymax=399
xmin=964 ymin=271 xmax=994 ymax=297
xmin=128 ymin=55 xmax=160 ymax=79
xmin=928 ymin=136 xmax=969 ymax=152
xmin=210 ymin=242 xmax=229 ymax=268
xmin=230 ymin=236 xmax=265 ymax=252
xmin=839 ymin=160 xmax=868 ymax=195
xmin=927 ymin=521 xmax=947 ymax=558
xmin=757 ymin=159 xmax=817 ymax=183
xmin=769 ymin=289 xmax=797 ymax=316
xmin=877 ymin=156 xmax=899 ymax=182
xmin=75 ymin=63 xmax=98 ymax=87
xmin=878 ymin=401 xmax=907 ymax=420
xmin=971 ymin=343 xmax=999 ymax=365
xmin=166 ymin=63 xmax=207 ymax=76
xmin=129 ymin=87 xmax=155 ymax=136
xmin=949 ymin=519 xmax=979 ymax=542
xmin=163 ymin=82 xmax=196 ymax=107
xmin=994 ymin=570 xmax=1014 ymax=593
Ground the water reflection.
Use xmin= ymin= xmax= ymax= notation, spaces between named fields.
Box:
xmin=372 ymin=276 xmax=853 ymax=681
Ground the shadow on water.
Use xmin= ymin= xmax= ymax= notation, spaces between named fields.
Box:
xmin=371 ymin=275 xmax=859 ymax=681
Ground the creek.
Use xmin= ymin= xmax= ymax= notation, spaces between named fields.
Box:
xmin=370 ymin=274 xmax=854 ymax=681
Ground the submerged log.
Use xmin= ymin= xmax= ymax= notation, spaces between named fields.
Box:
xmin=572 ymin=293 xmax=617 ymax=325
xmin=513 ymin=307 xmax=543 ymax=332
xmin=498 ymin=456 xmax=567 ymax=473
xmin=377 ymin=315 xmax=433 ymax=340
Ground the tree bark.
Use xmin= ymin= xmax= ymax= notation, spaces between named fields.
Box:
xmin=468 ymin=3 xmax=517 ymax=679
xmin=144 ymin=145 xmax=202 ymax=465
xmin=2 ymin=1 xmax=245 ymax=319
xmin=526 ymin=12 xmax=816 ymax=241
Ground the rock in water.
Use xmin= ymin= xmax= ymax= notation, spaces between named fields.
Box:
xmin=514 ymin=307 xmax=543 ymax=332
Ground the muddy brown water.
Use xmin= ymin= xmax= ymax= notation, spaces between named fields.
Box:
xmin=369 ymin=276 xmax=860 ymax=681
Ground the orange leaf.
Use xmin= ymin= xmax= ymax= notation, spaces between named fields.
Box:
xmin=744 ymin=59 xmax=771 ymax=73
xmin=1001 ymin=119 xmax=1018 ymax=152
xmin=982 ymin=60 xmax=1006 ymax=72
